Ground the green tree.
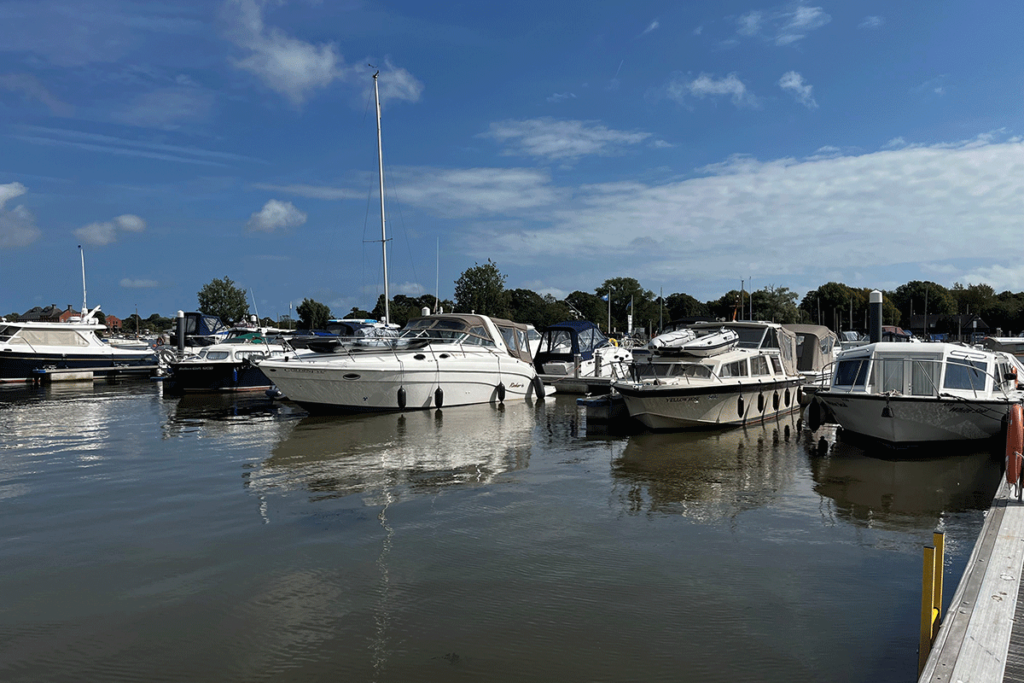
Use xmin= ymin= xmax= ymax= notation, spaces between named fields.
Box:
xmin=951 ymin=282 xmax=996 ymax=315
xmin=297 ymin=298 xmax=332 ymax=330
xmin=565 ymin=291 xmax=606 ymax=328
xmin=890 ymin=281 xmax=955 ymax=321
xmin=197 ymin=276 xmax=249 ymax=324
xmin=754 ymin=285 xmax=799 ymax=323
xmin=347 ymin=306 xmax=373 ymax=319
xmin=454 ymin=259 xmax=510 ymax=317
xmin=596 ymin=277 xmax=655 ymax=334
xmin=664 ymin=293 xmax=709 ymax=323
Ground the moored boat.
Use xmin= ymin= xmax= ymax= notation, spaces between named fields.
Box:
xmin=534 ymin=320 xmax=632 ymax=390
xmin=0 ymin=307 xmax=158 ymax=383
xmin=612 ymin=321 xmax=804 ymax=430
xmin=164 ymin=331 xmax=288 ymax=393
xmin=257 ymin=313 xmax=541 ymax=413
xmin=811 ymin=341 xmax=1024 ymax=445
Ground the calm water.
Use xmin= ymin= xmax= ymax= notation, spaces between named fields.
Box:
xmin=0 ymin=381 xmax=1002 ymax=682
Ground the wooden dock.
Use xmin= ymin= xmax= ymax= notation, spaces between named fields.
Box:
xmin=919 ymin=480 xmax=1024 ymax=682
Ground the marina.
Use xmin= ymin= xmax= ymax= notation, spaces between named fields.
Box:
xmin=0 ymin=379 xmax=1014 ymax=682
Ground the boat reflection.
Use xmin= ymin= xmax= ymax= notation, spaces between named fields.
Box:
xmin=250 ymin=401 xmax=538 ymax=504
xmin=160 ymin=390 xmax=303 ymax=440
xmin=808 ymin=430 xmax=1001 ymax=526
xmin=611 ymin=413 xmax=802 ymax=521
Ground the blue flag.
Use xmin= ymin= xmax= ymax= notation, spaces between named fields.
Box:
xmin=601 ymin=294 xmax=609 ymax=301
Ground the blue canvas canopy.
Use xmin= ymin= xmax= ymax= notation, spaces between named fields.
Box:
xmin=533 ymin=321 xmax=612 ymax=366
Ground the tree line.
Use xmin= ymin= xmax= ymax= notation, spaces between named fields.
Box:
xmin=51 ymin=270 xmax=1024 ymax=338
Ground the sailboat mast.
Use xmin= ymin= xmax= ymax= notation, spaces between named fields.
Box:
xmin=79 ymin=245 xmax=87 ymax=318
xmin=373 ymin=71 xmax=390 ymax=325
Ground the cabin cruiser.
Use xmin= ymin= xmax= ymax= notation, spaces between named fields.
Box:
xmin=163 ymin=331 xmax=289 ymax=393
xmin=810 ymin=342 xmax=1024 ymax=445
xmin=257 ymin=313 xmax=542 ymax=413
xmin=0 ymin=306 xmax=157 ymax=383
xmin=533 ymin=320 xmax=632 ymax=391
xmin=611 ymin=321 xmax=804 ymax=430
xmin=782 ymin=324 xmax=841 ymax=388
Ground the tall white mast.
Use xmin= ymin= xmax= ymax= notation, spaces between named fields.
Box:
xmin=373 ymin=71 xmax=390 ymax=325
xmin=79 ymin=245 xmax=87 ymax=317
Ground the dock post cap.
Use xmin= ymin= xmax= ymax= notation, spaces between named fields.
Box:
xmin=177 ymin=310 xmax=184 ymax=318
xmin=870 ymin=290 xmax=882 ymax=303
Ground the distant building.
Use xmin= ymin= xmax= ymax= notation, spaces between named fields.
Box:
xmin=907 ymin=313 xmax=988 ymax=341
xmin=106 ymin=315 xmax=123 ymax=331
xmin=18 ymin=304 xmax=75 ymax=323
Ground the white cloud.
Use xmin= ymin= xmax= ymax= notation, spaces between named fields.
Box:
xmin=778 ymin=71 xmax=817 ymax=109
xmin=457 ymin=134 xmax=1024 ymax=294
xmin=390 ymin=167 xmax=563 ymax=218
xmin=735 ymin=5 xmax=831 ymax=45
xmin=0 ymin=73 xmax=73 ymax=116
xmin=736 ymin=11 xmax=763 ymax=36
xmin=666 ymin=72 xmax=757 ymax=108
xmin=0 ymin=181 xmax=41 ymax=248
xmin=225 ymin=0 xmax=422 ymax=107
xmin=74 ymin=213 xmax=146 ymax=246
xmin=116 ymin=215 xmax=146 ymax=232
xmin=859 ymin=16 xmax=884 ymax=29
xmin=641 ymin=20 xmax=660 ymax=36
xmin=546 ymin=92 xmax=576 ymax=103
xmin=246 ymin=199 xmax=307 ymax=232
xmin=120 ymin=278 xmax=159 ymax=288
xmin=481 ymin=118 xmax=652 ymax=161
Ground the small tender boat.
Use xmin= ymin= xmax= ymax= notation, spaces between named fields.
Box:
xmin=612 ymin=321 xmax=804 ymax=430
xmin=164 ymin=331 xmax=288 ymax=393
xmin=811 ymin=342 xmax=1024 ymax=445
xmin=286 ymin=318 xmax=400 ymax=354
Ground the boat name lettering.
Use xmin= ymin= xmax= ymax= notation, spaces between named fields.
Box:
xmin=667 ymin=397 xmax=698 ymax=403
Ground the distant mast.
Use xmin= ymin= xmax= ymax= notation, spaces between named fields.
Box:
xmin=373 ymin=71 xmax=390 ymax=326
xmin=79 ymin=245 xmax=87 ymax=319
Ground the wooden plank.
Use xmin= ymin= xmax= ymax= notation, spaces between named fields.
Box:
xmin=920 ymin=481 xmax=1024 ymax=682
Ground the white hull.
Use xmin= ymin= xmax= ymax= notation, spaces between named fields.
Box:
xmin=816 ymin=393 xmax=1012 ymax=443
xmin=615 ymin=378 xmax=803 ymax=430
xmin=260 ymin=349 xmax=536 ymax=412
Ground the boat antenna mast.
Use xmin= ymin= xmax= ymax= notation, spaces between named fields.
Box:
xmin=372 ymin=69 xmax=390 ymax=326
xmin=78 ymin=245 xmax=87 ymax=320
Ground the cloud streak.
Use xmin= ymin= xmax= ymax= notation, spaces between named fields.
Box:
xmin=779 ymin=71 xmax=817 ymax=108
xmin=481 ymin=118 xmax=652 ymax=162
xmin=75 ymin=214 xmax=147 ymax=246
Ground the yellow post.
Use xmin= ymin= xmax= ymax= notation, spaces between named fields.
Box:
xmin=920 ymin=545 xmax=936 ymax=675
xmin=932 ymin=532 xmax=945 ymax=640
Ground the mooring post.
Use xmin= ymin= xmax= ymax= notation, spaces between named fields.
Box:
xmin=918 ymin=531 xmax=945 ymax=675
xmin=869 ymin=290 xmax=883 ymax=343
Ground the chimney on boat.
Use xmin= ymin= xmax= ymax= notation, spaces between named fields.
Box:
xmin=869 ymin=290 xmax=883 ymax=343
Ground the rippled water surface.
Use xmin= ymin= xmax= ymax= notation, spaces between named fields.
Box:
xmin=0 ymin=382 xmax=1002 ymax=682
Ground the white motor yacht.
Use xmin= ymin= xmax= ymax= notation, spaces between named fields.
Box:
xmin=811 ymin=342 xmax=1024 ymax=445
xmin=257 ymin=313 xmax=541 ymax=413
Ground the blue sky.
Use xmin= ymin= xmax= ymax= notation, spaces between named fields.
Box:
xmin=1 ymin=1 xmax=1022 ymax=322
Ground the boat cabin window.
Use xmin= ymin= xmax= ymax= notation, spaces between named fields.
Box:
xmin=943 ymin=358 xmax=988 ymax=391
xmin=834 ymin=358 xmax=869 ymax=387
xmin=750 ymin=356 xmax=771 ymax=376
xmin=400 ymin=318 xmax=495 ymax=346
xmin=516 ymin=329 xmax=529 ymax=355
xmin=770 ymin=356 xmax=783 ymax=374
xmin=13 ymin=328 xmax=90 ymax=347
xmin=0 ymin=325 xmax=20 ymax=343
xmin=199 ymin=350 xmax=229 ymax=361
xmin=544 ymin=330 xmax=573 ymax=353
xmin=875 ymin=358 xmax=905 ymax=393
xmin=910 ymin=359 xmax=939 ymax=395
xmin=637 ymin=363 xmax=712 ymax=379
xmin=498 ymin=326 xmax=518 ymax=352
xmin=720 ymin=359 xmax=748 ymax=378
xmin=718 ymin=327 xmax=765 ymax=349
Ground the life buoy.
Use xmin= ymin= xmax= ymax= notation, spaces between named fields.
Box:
xmin=1006 ymin=404 xmax=1023 ymax=491
xmin=609 ymin=338 xmax=618 ymax=347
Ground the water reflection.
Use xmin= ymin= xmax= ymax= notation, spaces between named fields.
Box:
xmin=160 ymin=390 xmax=303 ymax=441
xmin=250 ymin=401 xmax=538 ymax=505
xmin=809 ymin=430 xmax=1001 ymax=526
xmin=611 ymin=413 xmax=802 ymax=521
